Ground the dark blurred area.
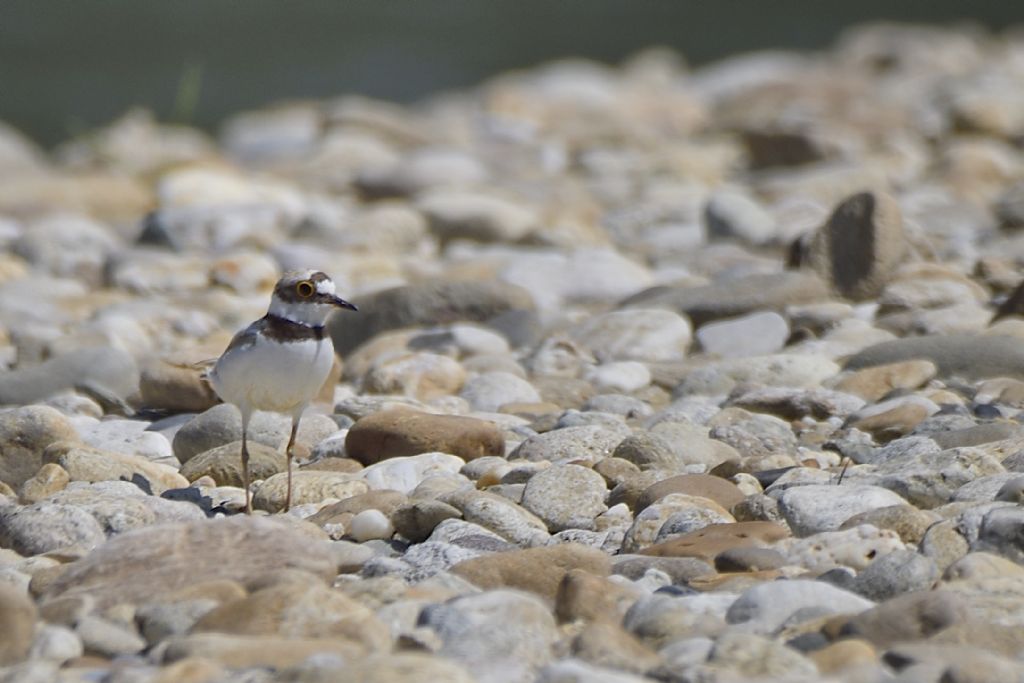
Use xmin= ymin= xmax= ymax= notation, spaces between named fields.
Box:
xmin=2 ymin=0 xmax=1023 ymax=147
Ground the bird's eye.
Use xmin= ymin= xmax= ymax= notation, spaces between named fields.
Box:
xmin=296 ymin=281 xmax=315 ymax=298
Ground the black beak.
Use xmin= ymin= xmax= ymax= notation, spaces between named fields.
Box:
xmin=330 ymin=295 xmax=358 ymax=312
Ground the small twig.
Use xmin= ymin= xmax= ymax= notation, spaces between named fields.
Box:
xmin=835 ymin=456 xmax=851 ymax=485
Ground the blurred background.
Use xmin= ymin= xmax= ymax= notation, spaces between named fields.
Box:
xmin=3 ymin=0 xmax=1024 ymax=147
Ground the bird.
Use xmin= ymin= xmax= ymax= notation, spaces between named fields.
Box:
xmin=207 ymin=269 xmax=357 ymax=514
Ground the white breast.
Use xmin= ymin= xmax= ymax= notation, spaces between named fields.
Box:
xmin=210 ymin=334 xmax=335 ymax=416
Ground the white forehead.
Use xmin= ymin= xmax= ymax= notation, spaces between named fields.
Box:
xmin=316 ymin=278 xmax=336 ymax=295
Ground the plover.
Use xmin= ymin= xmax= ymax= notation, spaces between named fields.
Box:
xmin=208 ymin=270 xmax=357 ymax=514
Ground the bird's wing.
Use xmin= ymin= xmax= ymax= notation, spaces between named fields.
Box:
xmin=217 ymin=318 xmax=267 ymax=360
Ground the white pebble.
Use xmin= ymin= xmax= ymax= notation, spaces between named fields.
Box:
xmin=348 ymin=509 xmax=395 ymax=542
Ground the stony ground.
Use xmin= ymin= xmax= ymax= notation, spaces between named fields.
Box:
xmin=4 ymin=21 xmax=1024 ymax=683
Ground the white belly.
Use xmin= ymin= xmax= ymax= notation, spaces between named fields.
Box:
xmin=210 ymin=335 xmax=335 ymax=415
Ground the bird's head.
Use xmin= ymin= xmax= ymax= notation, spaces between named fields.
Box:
xmin=268 ymin=270 xmax=358 ymax=326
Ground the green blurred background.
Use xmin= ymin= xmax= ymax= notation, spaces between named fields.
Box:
xmin=2 ymin=0 xmax=1023 ymax=146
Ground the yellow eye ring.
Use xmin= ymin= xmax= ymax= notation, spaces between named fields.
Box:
xmin=296 ymin=281 xmax=315 ymax=298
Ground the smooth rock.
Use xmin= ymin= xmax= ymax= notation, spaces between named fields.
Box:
xmin=27 ymin=623 xmax=81 ymax=665
xmin=75 ymin=417 xmax=173 ymax=463
xmin=635 ymin=474 xmax=745 ymax=513
xmin=845 ymin=334 xmax=1024 ymax=381
xmin=420 ymin=589 xmax=559 ymax=683
xmin=696 ymin=311 xmax=790 ymax=358
xmin=622 ymin=593 xmax=727 ymax=649
xmin=851 ymin=549 xmax=939 ymax=601
xmin=623 ymin=271 xmax=830 ymax=327
xmin=707 ymin=631 xmax=818 ymax=678
xmin=0 ymin=501 xmax=106 ymax=555
xmin=585 ymin=361 xmax=651 ymax=393
xmin=135 ymin=599 xmax=218 ymax=645
xmin=0 ymin=584 xmax=36 ymax=666
xmin=253 ymin=471 xmax=369 ymax=513
xmin=179 ymin=440 xmax=285 ymax=486
xmin=624 ymin=494 xmax=734 ymax=551
xmin=137 ymin=356 xmax=220 ymax=413
xmin=44 ymin=481 xmax=205 ymax=532
xmin=329 ymin=279 xmax=534 ymax=355
xmin=193 ymin=581 xmax=389 ymax=649
xmin=776 ymin=484 xmax=908 ymax=536
xmin=75 ymin=614 xmax=145 ymax=658
xmin=779 ymin=524 xmax=906 ymax=571
xmin=500 ymin=247 xmax=653 ymax=313
xmin=362 ymin=351 xmax=466 ymax=400
xmin=512 ymin=425 xmax=630 ymax=465
xmin=726 ymin=579 xmax=874 ymax=633
xmin=0 ymin=347 xmax=138 ymax=406
xmin=637 ymin=521 xmax=789 ymax=561
xmin=839 ymin=589 xmax=963 ymax=645
xmin=18 ymin=463 xmax=69 ymax=504
xmin=839 ymin=504 xmax=937 ymax=544
xmin=348 ymin=509 xmax=394 ymax=542
xmin=973 ymin=506 xmax=1024 ymax=564
xmin=172 ymin=404 xmax=338 ymax=464
xmin=44 ymin=442 xmax=188 ymax=494
xmin=451 ymin=543 xmax=611 ymax=602
xmin=345 ymin=410 xmax=504 ymax=464
xmin=570 ymin=309 xmax=692 ymax=363
xmin=358 ymin=452 xmax=467 ymax=494
xmin=554 ymin=568 xmax=645 ymax=624
xmin=676 ymin=353 xmax=840 ymax=395
xmin=866 ymin=445 xmax=1006 ymax=508
xmin=40 ymin=516 xmax=337 ymax=609
xmin=537 ymin=659 xmax=651 ymax=683
xmin=808 ymin=190 xmax=907 ymax=300
xmin=286 ymin=652 xmax=476 ymax=683
xmin=441 ymin=489 xmax=550 ymax=547
xmin=521 ymin=464 xmax=608 ymax=532
xmin=161 ymin=632 xmax=363 ymax=669
xmin=460 ymin=371 xmax=542 ymax=412
xmin=391 ymin=500 xmax=463 ymax=543
xmin=831 ymin=359 xmax=938 ymax=402
xmin=418 ymin=189 xmax=537 ymax=243
xmin=705 ymin=187 xmax=777 ymax=245
xmin=0 ymin=406 xmax=79 ymax=490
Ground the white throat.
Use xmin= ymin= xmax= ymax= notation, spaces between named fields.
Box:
xmin=268 ymin=297 xmax=334 ymax=327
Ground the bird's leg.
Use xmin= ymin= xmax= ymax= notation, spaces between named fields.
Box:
xmin=284 ymin=415 xmax=299 ymax=513
xmin=241 ymin=409 xmax=252 ymax=514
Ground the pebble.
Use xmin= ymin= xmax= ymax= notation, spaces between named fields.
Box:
xmin=0 ymin=501 xmax=106 ymax=555
xmin=779 ymin=524 xmax=906 ymax=571
xmin=569 ymin=309 xmax=692 ymax=363
xmin=512 ymin=424 xmax=630 ymax=465
xmin=0 ymin=347 xmax=139 ymax=406
xmin=347 ymin=508 xmax=394 ymax=542
xmin=584 ymin=361 xmax=651 ymax=393
xmin=850 ymin=548 xmax=939 ymax=600
xmin=459 ymin=371 xmax=542 ymax=412
xmin=358 ymin=452 xmax=467 ymax=494
xmin=39 ymin=516 xmax=338 ymax=609
xmin=0 ymin=583 xmax=36 ymax=666
xmin=420 ymin=590 xmax=559 ymax=683
xmin=345 ymin=409 xmax=504 ymax=464
xmin=520 ymin=464 xmax=608 ymax=532
xmin=172 ymin=404 xmax=339 ymax=464
xmin=0 ymin=406 xmax=79 ymax=490
xmin=725 ymin=579 xmax=875 ymax=633
xmin=808 ymin=190 xmax=907 ymax=300
xmin=452 ymin=543 xmax=610 ymax=601
xmin=776 ymin=484 xmax=909 ymax=536
xmin=696 ymin=311 xmax=791 ymax=358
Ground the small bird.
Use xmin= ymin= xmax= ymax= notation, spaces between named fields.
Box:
xmin=208 ymin=270 xmax=357 ymax=514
